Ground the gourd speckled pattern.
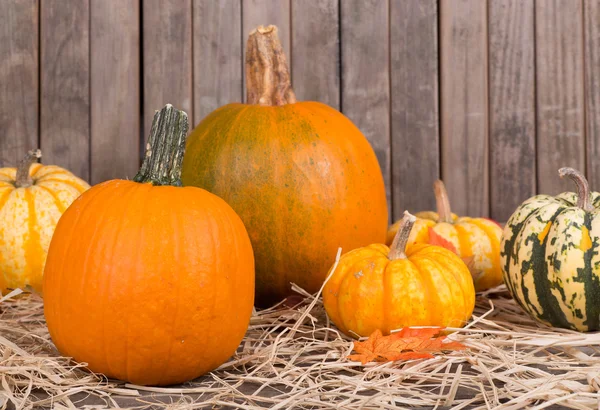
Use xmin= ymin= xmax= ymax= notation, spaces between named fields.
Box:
xmin=501 ymin=168 xmax=600 ymax=332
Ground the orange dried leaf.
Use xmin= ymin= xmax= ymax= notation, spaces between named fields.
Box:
xmin=386 ymin=351 xmax=434 ymax=361
xmin=392 ymin=327 xmax=441 ymax=339
xmin=428 ymin=228 xmax=458 ymax=254
xmin=348 ymin=327 xmax=467 ymax=365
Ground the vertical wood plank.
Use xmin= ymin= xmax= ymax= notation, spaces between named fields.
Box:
xmin=193 ymin=0 xmax=242 ymax=123
xmin=0 ymin=0 xmax=38 ymax=167
xmin=585 ymin=0 xmax=600 ymax=186
xmin=143 ymin=0 xmax=192 ymax=139
xmin=536 ymin=0 xmax=585 ymax=194
xmin=390 ymin=0 xmax=439 ymax=219
xmin=40 ymin=0 xmax=90 ymax=181
xmin=440 ymin=0 xmax=489 ymax=217
xmin=489 ymin=0 xmax=535 ymax=222
xmin=291 ymin=0 xmax=339 ymax=109
xmin=242 ymin=0 xmax=290 ymax=102
xmin=341 ymin=0 xmax=391 ymax=216
xmin=90 ymin=0 xmax=140 ymax=184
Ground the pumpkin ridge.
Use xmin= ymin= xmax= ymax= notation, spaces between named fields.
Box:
xmin=30 ymin=169 xmax=69 ymax=179
xmin=409 ymin=258 xmax=442 ymax=325
xmin=155 ymin=191 xmax=185 ymax=385
xmin=581 ymin=212 xmax=600 ymax=330
xmin=452 ymin=223 xmax=473 ymax=258
xmin=424 ymin=249 xmax=471 ymax=313
xmin=543 ymin=209 xmax=589 ymax=329
xmin=501 ymin=197 xmax=555 ymax=298
xmin=98 ymin=184 xmax=139 ymax=379
xmin=124 ymin=187 xmax=147 ymax=383
xmin=336 ymin=255 xmax=370 ymax=336
xmin=417 ymin=254 xmax=462 ymax=325
xmin=509 ymin=206 xmax=552 ymax=318
xmin=382 ymin=262 xmax=393 ymax=334
xmin=0 ymin=188 xmax=13 ymax=210
xmin=525 ymin=207 xmax=572 ymax=328
xmin=36 ymin=185 xmax=67 ymax=213
xmin=23 ymin=189 xmax=44 ymax=292
xmin=469 ymin=219 xmax=502 ymax=289
xmin=126 ymin=183 xmax=158 ymax=382
xmin=54 ymin=181 xmax=125 ymax=360
xmin=37 ymin=178 xmax=89 ymax=193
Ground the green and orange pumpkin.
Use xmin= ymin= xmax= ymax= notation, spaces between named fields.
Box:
xmin=182 ymin=26 xmax=388 ymax=306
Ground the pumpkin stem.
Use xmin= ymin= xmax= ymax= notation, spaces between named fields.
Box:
xmin=388 ymin=211 xmax=417 ymax=260
xmin=559 ymin=167 xmax=594 ymax=211
xmin=133 ymin=104 xmax=189 ymax=186
xmin=15 ymin=149 xmax=42 ymax=188
xmin=245 ymin=25 xmax=297 ymax=106
xmin=434 ymin=180 xmax=454 ymax=223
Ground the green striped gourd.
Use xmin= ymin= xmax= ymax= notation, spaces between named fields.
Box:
xmin=500 ymin=167 xmax=600 ymax=332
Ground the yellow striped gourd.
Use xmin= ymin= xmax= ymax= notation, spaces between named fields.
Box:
xmin=0 ymin=150 xmax=89 ymax=294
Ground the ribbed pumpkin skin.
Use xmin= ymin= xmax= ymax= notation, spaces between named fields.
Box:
xmin=323 ymin=243 xmax=475 ymax=337
xmin=387 ymin=214 xmax=503 ymax=291
xmin=501 ymin=192 xmax=600 ymax=332
xmin=43 ymin=180 xmax=255 ymax=386
xmin=0 ymin=163 xmax=89 ymax=294
xmin=182 ymin=102 xmax=388 ymax=306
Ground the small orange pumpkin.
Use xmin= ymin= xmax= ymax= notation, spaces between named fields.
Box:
xmin=0 ymin=150 xmax=89 ymax=294
xmin=323 ymin=211 xmax=475 ymax=338
xmin=387 ymin=181 xmax=503 ymax=291
xmin=43 ymin=105 xmax=255 ymax=386
xmin=182 ymin=26 xmax=388 ymax=307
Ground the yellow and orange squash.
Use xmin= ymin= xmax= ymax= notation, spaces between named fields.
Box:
xmin=43 ymin=105 xmax=255 ymax=386
xmin=0 ymin=150 xmax=89 ymax=294
xmin=323 ymin=211 xmax=475 ymax=338
xmin=181 ymin=26 xmax=388 ymax=307
xmin=388 ymin=181 xmax=503 ymax=291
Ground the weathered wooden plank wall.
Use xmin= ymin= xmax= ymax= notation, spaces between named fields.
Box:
xmin=488 ymin=0 xmax=536 ymax=223
xmin=2 ymin=0 xmax=600 ymax=222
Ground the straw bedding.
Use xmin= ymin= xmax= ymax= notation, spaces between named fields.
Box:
xmin=2 ymin=279 xmax=600 ymax=409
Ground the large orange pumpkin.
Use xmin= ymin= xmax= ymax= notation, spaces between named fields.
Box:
xmin=182 ymin=26 xmax=388 ymax=307
xmin=323 ymin=211 xmax=475 ymax=338
xmin=0 ymin=150 xmax=89 ymax=294
xmin=43 ymin=105 xmax=255 ymax=386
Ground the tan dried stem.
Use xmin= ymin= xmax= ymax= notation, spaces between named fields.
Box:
xmin=245 ymin=25 xmax=297 ymax=106
xmin=15 ymin=149 xmax=42 ymax=188
xmin=434 ymin=180 xmax=454 ymax=223
xmin=388 ymin=210 xmax=417 ymax=260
